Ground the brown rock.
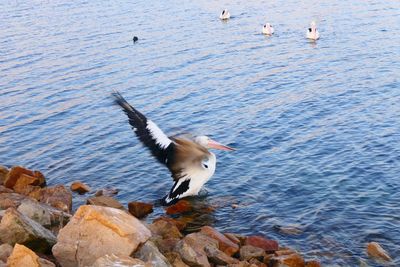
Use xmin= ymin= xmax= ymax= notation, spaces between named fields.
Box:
xmin=52 ymin=205 xmax=151 ymax=267
xmin=240 ymin=245 xmax=266 ymax=261
xmin=0 ymin=166 xmax=9 ymax=185
xmin=275 ymin=249 xmax=297 ymax=257
xmin=176 ymin=233 xmax=218 ymax=267
xmin=29 ymin=185 xmax=72 ymax=212
xmin=200 ymin=226 xmax=239 ymax=256
xmin=13 ymin=183 xmax=41 ymax=196
xmin=164 ymin=252 xmax=190 ymax=267
xmin=128 ymin=201 xmax=153 ymax=218
xmin=94 ymin=187 xmax=119 ymax=197
xmin=224 ymin=233 xmax=242 ymax=246
xmin=0 ymin=208 xmax=56 ymax=253
xmin=70 ymin=181 xmax=91 ymax=194
xmin=153 ymin=216 xmax=187 ymax=231
xmin=204 ymin=245 xmax=240 ymax=265
xmin=154 ymin=237 xmax=180 ymax=254
xmin=305 ymin=260 xmax=321 ymax=267
xmin=248 ymin=258 xmax=268 ymax=267
xmin=165 ymin=199 xmax=192 ymax=215
xmin=149 ymin=219 xmax=183 ymax=239
xmin=0 ymin=193 xmax=26 ymax=209
xmin=366 ymin=242 xmax=391 ymax=262
xmin=6 ymin=243 xmax=55 ymax=267
xmin=134 ymin=240 xmax=172 ymax=267
xmin=245 ymin=236 xmax=279 ymax=253
xmin=0 ymin=243 xmax=13 ymax=262
xmin=4 ymin=166 xmax=45 ymax=189
xmin=271 ymin=252 xmax=305 ymax=267
xmin=92 ymin=254 xmax=151 ymax=267
xmin=87 ymin=195 xmax=124 ymax=209
xmin=0 ymin=185 xmax=13 ymax=193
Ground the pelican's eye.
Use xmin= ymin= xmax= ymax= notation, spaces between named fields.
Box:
xmin=308 ymin=28 xmax=312 ymax=32
xmin=203 ymin=163 xmax=209 ymax=169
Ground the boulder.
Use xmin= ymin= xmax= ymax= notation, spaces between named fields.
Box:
xmin=92 ymin=254 xmax=151 ymax=267
xmin=165 ymin=200 xmax=192 ymax=215
xmin=70 ymin=181 xmax=91 ymax=194
xmin=52 ymin=205 xmax=151 ymax=267
xmin=0 ymin=166 xmax=9 ymax=185
xmin=153 ymin=216 xmax=187 ymax=231
xmin=164 ymin=252 xmax=190 ymax=267
xmin=149 ymin=219 xmax=183 ymax=239
xmin=152 ymin=237 xmax=180 ymax=254
xmin=0 ymin=208 xmax=56 ymax=253
xmin=0 ymin=185 xmax=13 ymax=193
xmin=87 ymin=195 xmax=124 ymax=209
xmin=17 ymin=198 xmax=71 ymax=228
xmin=200 ymin=226 xmax=239 ymax=256
xmin=4 ymin=166 xmax=45 ymax=189
xmin=134 ymin=240 xmax=172 ymax=267
xmin=240 ymin=245 xmax=266 ymax=261
xmin=271 ymin=252 xmax=305 ymax=267
xmin=29 ymin=185 xmax=72 ymax=212
xmin=204 ymin=245 xmax=239 ymax=265
xmin=6 ymin=244 xmax=55 ymax=267
xmin=0 ymin=193 xmax=26 ymax=209
xmin=128 ymin=201 xmax=154 ymax=218
xmin=224 ymin=233 xmax=242 ymax=246
xmin=245 ymin=236 xmax=279 ymax=253
xmin=366 ymin=242 xmax=391 ymax=262
xmin=0 ymin=243 xmax=13 ymax=262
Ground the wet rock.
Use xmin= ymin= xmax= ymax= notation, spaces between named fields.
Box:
xmin=164 ymin=252 xmax=190 ymax=267
xmin=240 ymin=245 xmax=266 ymax=261
xmin=87 ymin=195 xmax=124 ymax=209
xmin=0 ymin=208 xmax=56 ymax=253
xmin=149 ymin=219 xmax=183 ymax=239
xmin=165 ymin=199 xmax=193 ymax=215
xmin=245 ymin=236 xmax=279 ymax=253
xmin=0 ymin=192 xmax=28 ymax=209
xmin=271 ymin=252 xmax=305 ymax=267
xmin=153 ymin=216 xmax=187 ymax=231
xmin=94 ymin=187 xmax=119 ymax=197
xmin=6 ymin=243 xmax=55 ymax=267
xmin=305 ymin=260 xmax=321 ymax=267
xmin=52 ymin=205 xmax=151 ymax=267
xmin=275 ymin=225 xmax=303 ymax=235
xmin=204 ymin=245 xmax=239 ymax=265
xmin=128 ymin=201 xmax=154 ymax=218
xmin=366 ymin=241 xmax=391 ymax=262
xmin=29 ymin=185 xmax=72 ymax=212
xmin=0 ymin=166 xmax=9 ymax=185
xmin=200 ymin=226 xmax=239 ymax=256
xmin=17 ymin=198 xmax=71 ymax=228
xmin=4 ymin=166 xmax=45 ymax=189
xmin=134 ymin=240 xmax=172 ymax=267
xmin=176 ymin=232 xmax=218 ymax=267
xmin=0 ymin=243 xmax=13 ymax=262
xmin=70 ymin=181 xmax=91 ymax=194
xmin=92 ymin=254 xmax=151 ymax=267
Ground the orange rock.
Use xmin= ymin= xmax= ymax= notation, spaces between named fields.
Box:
xmin=0 ymin=166 xmax=9 ymax=185
xmin=305 ymin=260 xmax=321 ymax=267
xmin=153 ymin=216 xmax=187 ymax=231
xmin=70 ymin=181 xmax=91 ymax=194
xmin=7 ymin=244 xmax=40 ymax=267
xmin=128 ymin=201 xmax=153 ymax=218
xmin=200 ymin=226 xmax=239 ymax=256
xmin=149 ymin=219 xmax=183 ymax=239
xmin=272 ymin=253 xmax=305 ymax=267
xmin=165 ymin=200 xmax=192 ymax=215
xmin=245 ymin=236 xmax=279 ymax=253
xmin=4 ymin=166 xmax=45 ymax=189
xmin=29 ymin=185 xmax=72 ymax=212
xmin=224 ymin=233 xmax=242 ymax=246
xmin=275 ymin=248 xmax=296 ymax=256
xmin=366 ymin=242 xmax=391 ymax=262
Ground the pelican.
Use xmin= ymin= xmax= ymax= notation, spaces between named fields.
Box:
xmin=220 ymin=9 xmax=230 ymax=20
xmin=306 ymin=21 xmax=320 ymax=40
xmin=113 ymin=92 xmax=235 ymax=205
xmin=262 ymin=23 xmax=274 ymax=35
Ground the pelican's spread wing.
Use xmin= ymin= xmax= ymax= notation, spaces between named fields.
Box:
xmin=113 ymin=91 xmax=174 ymax=164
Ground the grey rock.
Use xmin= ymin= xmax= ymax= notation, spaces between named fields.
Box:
xmin=0 ymin=243 xmax=13 ymax=262
xmin=134 ymin=241 xmax=172 ymax=267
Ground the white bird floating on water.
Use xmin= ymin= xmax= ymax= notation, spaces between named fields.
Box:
xmin=262 ymin=23 xmax=274 ymax=35
xmin=113 ymin=91 xmax=235 ymax=205
xmin=306 ymin=21 xmax=320 ymax=40
xmin=220 ymin=9 xmax=230 ymax=20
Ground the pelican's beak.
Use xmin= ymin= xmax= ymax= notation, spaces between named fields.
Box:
xmin=208 ymin=139 xmax=235 ymax=151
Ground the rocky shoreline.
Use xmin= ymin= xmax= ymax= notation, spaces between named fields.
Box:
xmin=0 ymin=165 xmax=392 ymax=266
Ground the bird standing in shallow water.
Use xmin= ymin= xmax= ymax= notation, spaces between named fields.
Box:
xmin=113 ymin=92 xmax=235 ymax=205
xmin=306 ymin=21 xmax=320 ymax=40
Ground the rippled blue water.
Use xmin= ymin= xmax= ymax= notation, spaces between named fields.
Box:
xmin=1 ymin=0 xmax=400 ymax=265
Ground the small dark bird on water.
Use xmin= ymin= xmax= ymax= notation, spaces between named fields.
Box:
xmin=133 ymin=36 xmax=138 ymax=43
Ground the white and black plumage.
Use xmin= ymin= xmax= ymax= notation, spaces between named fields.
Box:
xmin=220 ymin=9 xmax=230 ymax=20
xmin=113 ymin=91 xmax=234 ymax=205
xmin=306 ymin=21 xmax=320 ymax=40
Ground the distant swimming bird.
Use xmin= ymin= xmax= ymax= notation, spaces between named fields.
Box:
xmin=262 ymin=23 xmax=274 ymax=35
xmin=113 ymin=91 xmax=235 ymax=205
xmin=306 ymin=21 xmax=320 ymax=40
xmin=220 ymin=9 xmax=230 ymax=20
xmin=133 ymin=36 xmax=139 ymax=43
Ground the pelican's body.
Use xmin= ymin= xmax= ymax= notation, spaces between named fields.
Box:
xmin=306 ymin=21 xmax=320 ymax=40
xmin=220 ymin=9 xmax=230 ymax=20
xmin=113 ymin=92 xmax=234 ymax=205
xmin=262 ymin=23 xmax=274 ymax=35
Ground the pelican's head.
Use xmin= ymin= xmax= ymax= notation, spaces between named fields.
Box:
xmin=194 ymin=136 xmax=235 ymax=151
xmin=263 ymin=23 xmax=274 ymax=35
